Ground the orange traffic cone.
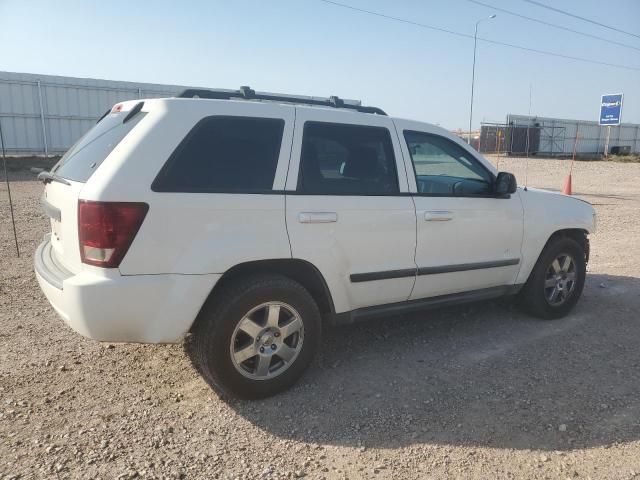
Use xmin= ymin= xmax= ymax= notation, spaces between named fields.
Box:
xmin=562 ymin=173 xmax=572 ymax=195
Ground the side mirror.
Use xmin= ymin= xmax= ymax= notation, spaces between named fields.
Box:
xmin=495 ymin=172 xmax=517 ymax=195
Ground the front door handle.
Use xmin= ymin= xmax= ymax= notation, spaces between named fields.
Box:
xmin=424 ymin=211 xmax=453 ymax=222
xmin=299 ymin=212 xmax=338 ymax=223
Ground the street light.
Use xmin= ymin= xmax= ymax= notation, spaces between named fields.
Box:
xmin=468 ymin=14 xmax=496 ymax=146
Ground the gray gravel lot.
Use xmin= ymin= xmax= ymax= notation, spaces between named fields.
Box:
xmin=1 ymin=157 xmax=640 ymax=479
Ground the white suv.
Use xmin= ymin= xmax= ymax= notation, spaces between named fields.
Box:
xmin=35 ymin=87 xmax=595 ymax=398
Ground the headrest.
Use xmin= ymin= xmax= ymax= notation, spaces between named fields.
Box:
xmin=342 ymin=146 xmax=379 ymax=179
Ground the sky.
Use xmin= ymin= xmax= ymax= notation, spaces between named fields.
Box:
xmin=1 ymin=0 xmax=639 ymax=130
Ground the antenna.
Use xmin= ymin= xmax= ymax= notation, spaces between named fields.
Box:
xmin=0 ymin=118 xmax=20 ymax=257
xmin=523 ymin=83 xmax=533 ymax=191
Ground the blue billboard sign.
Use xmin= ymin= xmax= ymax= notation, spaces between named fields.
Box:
xmin=599 ymin=93 xmax=623 ymax=126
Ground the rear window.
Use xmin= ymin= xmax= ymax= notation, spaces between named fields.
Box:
xmin=151 ymin=116 xmax=285 ymax=193
xmin=53 ymin=111 xmax=145 ymax=182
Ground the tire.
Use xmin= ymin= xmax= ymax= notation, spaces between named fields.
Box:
xmin=191 ymin=274 xmax=321 ymax=399
xmin=518 ymin=236 xmax=586 ymax=319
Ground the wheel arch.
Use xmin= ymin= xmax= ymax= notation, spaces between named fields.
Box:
xmin=517 ymin=227 xmax=589 ymax=319
xmin=194 ymin=259 xmax=336 ymax=328
xmin=519 ymin=227 xmax=590 ymax=286
xmin=544 ymin=228 xmax=590 ymax=263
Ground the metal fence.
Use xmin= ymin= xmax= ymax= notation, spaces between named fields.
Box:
xmin=0 ymin=71 xmax=196 ymax=156
xmin=4 ymin=71 xmax=640 ymax=158
xmin=480 ymin=114 xmax=640 ymax=156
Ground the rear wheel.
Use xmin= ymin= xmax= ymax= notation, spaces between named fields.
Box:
xmin=518 ymin=236 xmax=586 ymax=319
xmin=191 ymin=275 xmax=321 ymax=399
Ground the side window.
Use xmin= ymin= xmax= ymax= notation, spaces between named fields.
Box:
xmin=297 ymin=122 xmax=399 ymax=195
xmin=152 ymin=116 xmax=285 ymax=193
xmin=404 ymin=131 xmax=493 ymax=196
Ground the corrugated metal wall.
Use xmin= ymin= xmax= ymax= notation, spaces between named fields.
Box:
xmin=4 ymin=70 xmax=639 ymax=157
xmin=0 ymin=71 xmax=196 ymax=155
xmin=506 ymin=114 xmax=640 ymax=156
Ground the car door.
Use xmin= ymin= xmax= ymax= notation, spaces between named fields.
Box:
xmin=285 ymin=108 xmax=417 ymax=313
xmin=394 ymin=120 xmax=524 ymax=300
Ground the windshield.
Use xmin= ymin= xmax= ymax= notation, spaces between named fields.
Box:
xmin=52 ymin=111 xmax=145 ymax=182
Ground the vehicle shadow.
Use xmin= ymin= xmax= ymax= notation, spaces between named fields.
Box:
xmin=194 ymin=273 xmax=640 ymax=451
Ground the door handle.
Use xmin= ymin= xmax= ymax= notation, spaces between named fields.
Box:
xmin=424 ymin=211 xmax=453 ymax=222
xmin=298 ymin=212 xmax=338 ymax=223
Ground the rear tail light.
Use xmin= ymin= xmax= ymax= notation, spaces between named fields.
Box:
xmin=78 ymin=201 xmax=148 ymax=268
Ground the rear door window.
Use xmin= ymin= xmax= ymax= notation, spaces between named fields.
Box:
xmin=152 ymin=116 xmax=285 ymax=193
xmin=297 ymin=122 xmax=399 ymax=195
xmin=53 ymin=111 xmax=145 ymax=182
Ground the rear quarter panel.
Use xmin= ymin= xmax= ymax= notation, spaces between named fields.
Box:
xmin=79 ymin=99 xmax=295 ymax=275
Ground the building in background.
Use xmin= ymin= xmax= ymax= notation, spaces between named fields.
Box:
xmin=451 ymin=129 xmax=481 ymax=151
xmin=0 ymin=71 xmax=195 ymax=156
xmin=2 ymin=70 xmax=639 ymax=157
xmin=480 ymin=114 xmax=640 ymax=156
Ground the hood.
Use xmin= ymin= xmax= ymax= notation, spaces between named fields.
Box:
xmin=520 ymin=186 xmax=593 ymax=206
xmin=518 ymin=186 xmax=596 ymax=233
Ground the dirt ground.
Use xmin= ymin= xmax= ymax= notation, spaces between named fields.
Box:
xmin=1 ymin=157 xmax=640 ymax=480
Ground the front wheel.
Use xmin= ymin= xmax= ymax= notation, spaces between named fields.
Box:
xmin=191 ymin=275 xmax=321 ymax=399
xmin=518 ymin=236 xmax=587 ymax=319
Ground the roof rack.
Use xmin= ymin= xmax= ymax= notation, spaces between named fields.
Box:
xmin=176 ymin=86 xmax=387 ymax=116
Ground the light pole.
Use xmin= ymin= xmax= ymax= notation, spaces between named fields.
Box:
xmin=468 ymin=14 xmax=496 ymax=146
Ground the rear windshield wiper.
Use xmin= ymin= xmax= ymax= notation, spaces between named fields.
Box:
xmin=37 ymin=171 xmax=71 ymax=186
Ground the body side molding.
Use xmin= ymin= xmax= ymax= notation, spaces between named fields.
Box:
xmin=349 ymin=259 xmax=520 ymax=283
xmin=417 ymin=258 xmax=520 ymax=276
xmin=349 ymin=268 xmax=416 ymax=283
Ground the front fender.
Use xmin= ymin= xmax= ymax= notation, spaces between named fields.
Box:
xmin=516 ymin=188 xmax=595 ymax=285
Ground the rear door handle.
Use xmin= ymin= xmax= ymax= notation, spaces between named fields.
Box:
xmin=424 ymin=211 xmax=453 ymax=222
xmin=298 ymin=212 xmax=338 ymax=223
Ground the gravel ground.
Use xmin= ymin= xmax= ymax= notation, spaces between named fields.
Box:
xmin=1 ymin=157 xmax=640 ymax=479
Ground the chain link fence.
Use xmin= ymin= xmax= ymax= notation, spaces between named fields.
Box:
xmin=481 ymin=114 xmax=640 ymax=156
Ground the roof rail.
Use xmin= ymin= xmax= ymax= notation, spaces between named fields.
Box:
xmin=176 ymin=86 xmax=387 ymax=116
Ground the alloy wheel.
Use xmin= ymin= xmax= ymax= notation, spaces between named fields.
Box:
xmin=544 ymin=253 xmax=577 ymax=306
xmin=230 ymin=302 xmax=304 ymax=380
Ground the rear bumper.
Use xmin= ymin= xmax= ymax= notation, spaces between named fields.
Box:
xmin=35 ymin=237 xmax=220 ymax=343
